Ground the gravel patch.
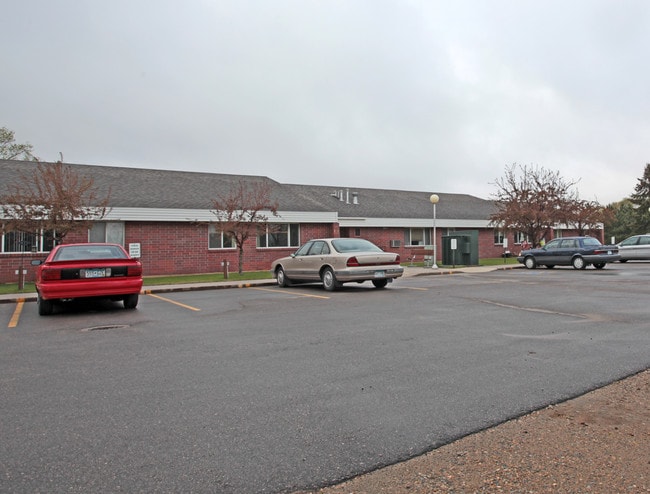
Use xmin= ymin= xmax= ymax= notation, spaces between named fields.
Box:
xmin=300 ymin=369 xmax=650 ymax=493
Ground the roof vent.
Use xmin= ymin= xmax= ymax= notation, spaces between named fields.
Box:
xmin=329 ymin=189 xmax=358 ymax=204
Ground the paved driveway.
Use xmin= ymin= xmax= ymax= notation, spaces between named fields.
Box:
xmin=1 ymin=264 xmax=649 ymax=493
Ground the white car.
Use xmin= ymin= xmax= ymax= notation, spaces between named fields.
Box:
xmin=271 ymin=238 xmax=404 ymax=291
xmin=617 ymin=234 xmax=650 ymax=262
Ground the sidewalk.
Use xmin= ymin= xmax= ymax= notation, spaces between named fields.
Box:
xmin=0 ymin=264 xmax=522 ymax=304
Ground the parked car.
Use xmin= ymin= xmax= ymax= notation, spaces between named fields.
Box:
xmin=516 ymin=236 xmax=620 ymax=270
xmin=32 ymin=243 xmax=143 ymax=315
xmin=616 ymin=234 xmax=650 ymax=262
xmin=271 ymin=238 xmax=404 ymax=291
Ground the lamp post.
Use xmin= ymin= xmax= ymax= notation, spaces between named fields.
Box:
xmin=429 ymin=194 xmax=439 ymax=268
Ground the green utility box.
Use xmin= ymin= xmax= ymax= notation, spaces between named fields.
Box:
xmin=442 ymin=231 xmax=479 ymax=266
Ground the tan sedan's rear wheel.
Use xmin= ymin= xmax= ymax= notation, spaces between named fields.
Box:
xmin=372 ymin=279 xmax=388 ymax=289
xmin=321 ymin=267 xmax=341 ymax=291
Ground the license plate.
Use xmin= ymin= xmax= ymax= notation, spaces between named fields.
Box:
xmin=83 ymin=268 xmax=106 ymax=278
xmin=374 ymin=271 xmax=386 ymax=278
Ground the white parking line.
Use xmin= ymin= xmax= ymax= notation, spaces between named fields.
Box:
xmin=251 ymin=287 xmax=330 ymax=299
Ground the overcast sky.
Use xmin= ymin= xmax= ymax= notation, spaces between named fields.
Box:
xmin=3 ymin=1 xmax=649 ymax=204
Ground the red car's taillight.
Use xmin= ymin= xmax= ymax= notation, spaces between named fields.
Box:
xmin=128 ymin=265 xmax=143 ymax=277
xmin=41 ymin=268 xmax=61 ymax=281
xmin=346 ymin=257 xmax=360 ymax=267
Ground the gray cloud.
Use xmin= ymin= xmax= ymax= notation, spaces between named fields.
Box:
xmin=3 ymin=0 xmax=650 ymax=203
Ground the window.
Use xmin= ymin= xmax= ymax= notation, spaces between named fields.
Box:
xmin=514 ymin=231 xmax=529 ymax=245
xmin=560 ymin=239 xmax=577 ymax=248
xmin=294 ymin=242 xmax=312 ymax=256
xmin=90 ymin=222 xmax=125 ymax=245
xmin=544 ymin=239 xmax=562 ymax=250
xmin=257 ymin=224 xmax=300 ymax=248
xmin=308 ymin=241 xmax=330 ymax=255
xmin=404 ymin=228 xmax=431 ymax=246
xmin=208 ymin=225 xmax=235 ymax=249
xmin=582 ymin=237 xmax=601 ymax=247
xmin=493 ymin=229 xmax=505 ymax=245
xmin=1 ymin=229 xmax=55 ymax=253
xmin=354 ymin=228 xmax=361 ymax=237
xmin=619 ymin=236 xmax=639 ymax=246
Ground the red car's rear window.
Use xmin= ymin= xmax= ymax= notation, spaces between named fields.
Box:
xmin=53 ymin=245 xmax=128 ymax=261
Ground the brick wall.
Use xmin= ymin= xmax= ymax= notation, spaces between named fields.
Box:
xmin=0 ymin=222 xmax=605 ymax=283
xmin=0 ymin=229 xmax=91 ymax=285
xmin=129 ymin=222 xmax=338 ymax=276
xmin=0 ymin=252 xmax=43 ymax=285
xmin=0 ymin=222 xmax=339 ymax=283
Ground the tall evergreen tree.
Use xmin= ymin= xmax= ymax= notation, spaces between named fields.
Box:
xmin=629 ymin=164 xmax=650 ymax=233
xmin=604 ymin=199 xmax=637 ymax=243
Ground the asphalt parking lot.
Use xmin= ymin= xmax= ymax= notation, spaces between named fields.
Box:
xmin=2 ymin=263 xmax=650 ymax=493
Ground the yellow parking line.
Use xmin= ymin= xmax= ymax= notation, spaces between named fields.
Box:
xmin=251 ymin=287 xmax=330 ymax=299
xmin=401 ymin=286 xmax=429 ymax=291
xmin=8 ymin=299 xmax=25 ymax=328
xmin=145 ymin=292 xmax=201 ymax=311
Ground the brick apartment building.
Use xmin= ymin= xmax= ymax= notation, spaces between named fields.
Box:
xmin=0 ymin=159 xmax=599 ymax=284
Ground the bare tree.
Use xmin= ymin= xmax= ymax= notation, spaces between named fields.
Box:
xmin=0 ymin=161 xmax=110 ymax=243
xmin=211 ymin=180 xmax=279 ymax=274
xmin=570 ymin=198 xmax=613 ymax=236
xmin=0 ymin=127 xmax=35 ymax=160
xmin=490 ymin=164 xmax=579 ymax=246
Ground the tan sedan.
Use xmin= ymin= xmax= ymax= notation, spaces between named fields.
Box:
xmin=271 ymin=238 xmax=404 ymax=291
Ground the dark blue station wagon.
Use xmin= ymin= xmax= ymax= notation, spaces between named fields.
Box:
xmin=517 ymin=236 xmax=620 ymax=270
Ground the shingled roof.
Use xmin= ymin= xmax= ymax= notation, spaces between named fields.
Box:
xmin=281 ymin=183 xmax=495 ymax=220
xmin=0 ymin=160 xmax=495 ymax=220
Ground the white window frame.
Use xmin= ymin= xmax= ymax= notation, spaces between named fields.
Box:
xmin=257 ymin=223 xmax=300 ymax=248
xmin=1 ymin=228 xmax=56 ymax=253
xmin=89 ymin=222 xmax=125 ymax=246
xmin=208 ymin=224 xmax=236 ymax=249
xmin=405 ymin=228 xmax=431 ymax=246
xmin=514 ymin=231 xmax=529 ymax=245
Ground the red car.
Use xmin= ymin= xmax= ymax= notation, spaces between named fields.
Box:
xmin=33 ymin=243 xmax=143 ymax=315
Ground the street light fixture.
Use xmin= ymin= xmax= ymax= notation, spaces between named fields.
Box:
xmin=429 ymin=194 xmax=439 ymax=268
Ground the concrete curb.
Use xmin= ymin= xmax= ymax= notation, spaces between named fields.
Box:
xmin=0 ymin=264 xmax=523 ymax=304
xmin=407 ymin=264 xmax=523 ymax=276
xmin=0 ymin=279 xmax=278 ymax=305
